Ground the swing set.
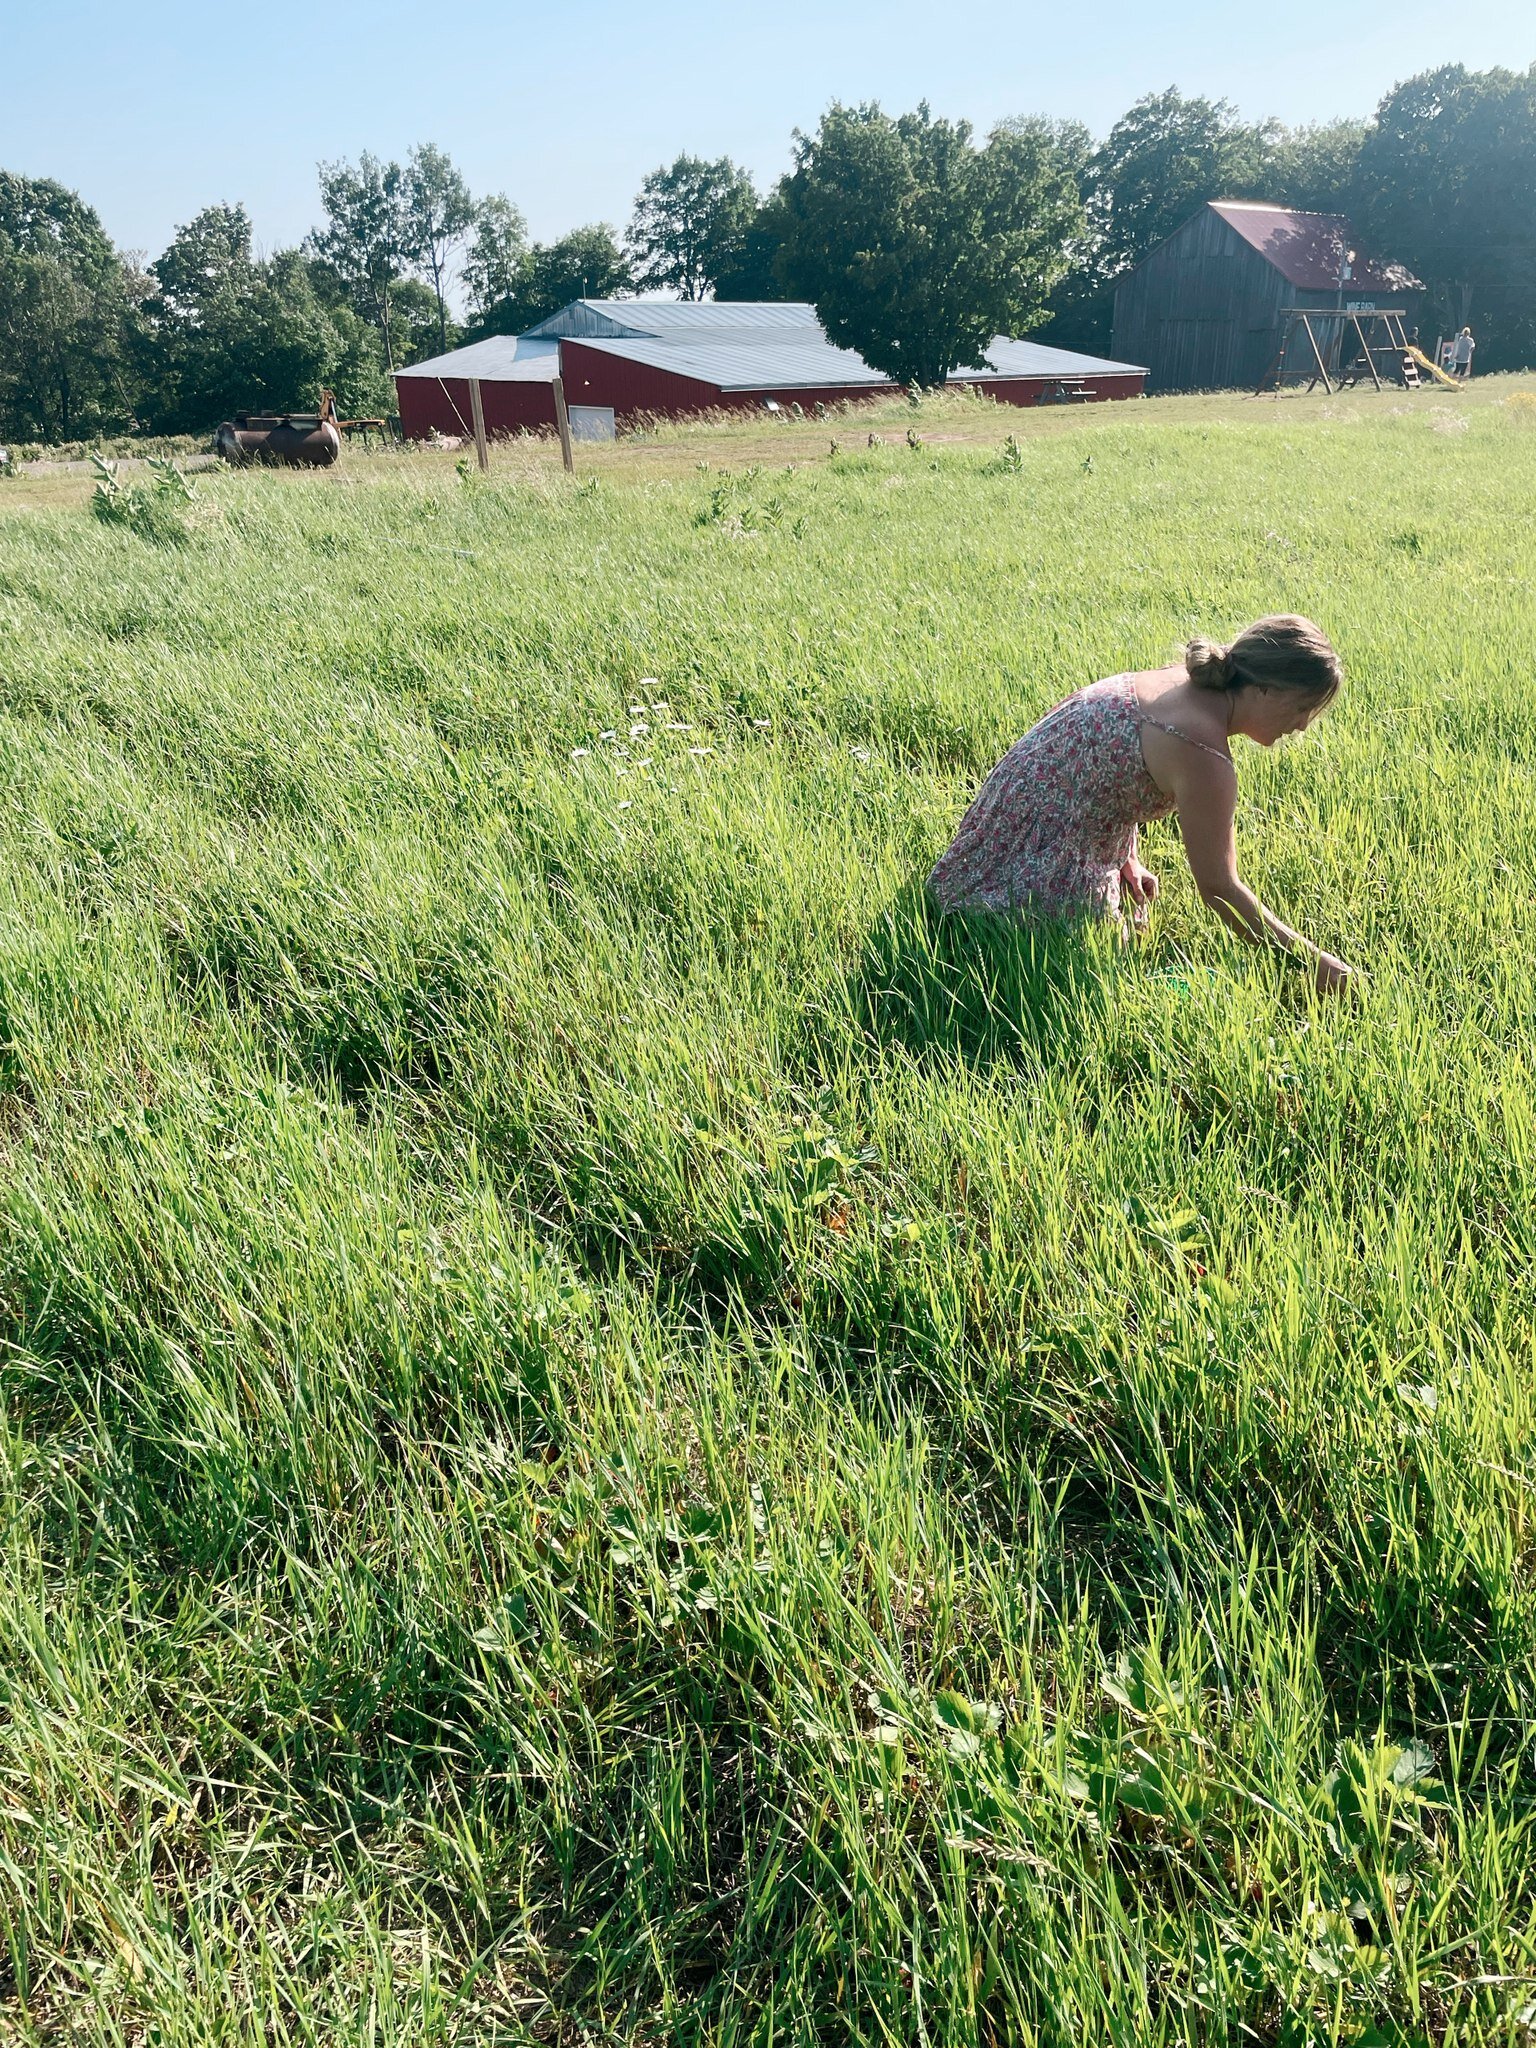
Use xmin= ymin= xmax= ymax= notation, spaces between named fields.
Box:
xmin=1254 ymin=307 xmax=1461 ymax=396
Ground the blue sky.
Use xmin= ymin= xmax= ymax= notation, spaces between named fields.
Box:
xmin=5 ymin=0 xmax=1531 ymax=264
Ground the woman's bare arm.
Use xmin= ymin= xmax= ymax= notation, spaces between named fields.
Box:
xmin=1161 ymin=749 xmax=1354 ymax=988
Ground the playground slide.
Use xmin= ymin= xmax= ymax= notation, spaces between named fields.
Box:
xmin=1406 ymin=346 xmax=1461 ymax=390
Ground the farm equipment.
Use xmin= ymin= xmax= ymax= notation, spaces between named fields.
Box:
xmin=215 ymin=391 xmax=343 ymax=467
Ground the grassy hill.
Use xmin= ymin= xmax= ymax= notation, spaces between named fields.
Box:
xmin=2 ymin=380 xmax=1536 ymax=2044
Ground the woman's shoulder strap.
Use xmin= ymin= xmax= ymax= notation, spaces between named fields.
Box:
xmin=1126 ymin=677 xmax=1234 ymax=766
xmin=1135 ymin=711 xmax=1235 ymax=767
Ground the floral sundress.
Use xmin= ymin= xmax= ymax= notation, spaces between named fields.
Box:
xmin=927 ymin=674 xmax=1228 ymax=921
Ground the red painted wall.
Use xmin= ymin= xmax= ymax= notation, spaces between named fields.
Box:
xmin=560 ymin=340 xmax=900 ymax=424
xmin=562 ymin=345 xmax=1145 ymax=420
xmin=396 ymin=350 xmax=1148 ymax=441
xmin=396 ymin=374 xmax=557 ymax=441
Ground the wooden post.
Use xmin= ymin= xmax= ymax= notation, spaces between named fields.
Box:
xmin=468 ymin=378 xmax=490 ymax=472
xmin=1300 ymin=315 xmax=1333 ymax=394
xmin=552 ymin=375 xmax=575 ymax=474
xmin=1350 ymin=314 xmax=1382 ymax=391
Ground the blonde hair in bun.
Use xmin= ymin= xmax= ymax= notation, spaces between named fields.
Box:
xmin=1184 ymin=637 xmax=1234 ymax=691
xmin=1185 ymin=615 xmax=1342 ymax=704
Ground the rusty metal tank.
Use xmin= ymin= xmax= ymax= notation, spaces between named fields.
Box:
xmin=215 ymin=391 xmax=342 ymax=467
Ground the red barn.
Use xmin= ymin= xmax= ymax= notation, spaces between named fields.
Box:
xmin=394 ymin=332 xmax=564 ymax=439
xmin=394 ymin=300 xmax=1147 ymax=440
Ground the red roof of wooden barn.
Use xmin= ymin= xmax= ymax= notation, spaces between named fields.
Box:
xmin=1207 ymin=203 xmax=1422 ymax=295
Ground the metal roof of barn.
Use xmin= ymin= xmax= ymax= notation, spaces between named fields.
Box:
xmin=396 ymin=301 xmax=1147 ymax=392
xmin=573 ymin=330 xmax=892 ymax=390
xmin=957 ymin=338 xmax=1148 ymax=379
xmin=1208 ymin=203 xmax=1422 ymax=294
xmin=564 ymin=306 xmax=1147 ymax=391
xmin=395 ymin=334 xmax=561 ymax=380
xmin=526 ymin=299 xmax=823 ymax=339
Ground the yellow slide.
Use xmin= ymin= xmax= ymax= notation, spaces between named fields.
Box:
xmin=1406 ymin=345 xmax=1461 ymax=390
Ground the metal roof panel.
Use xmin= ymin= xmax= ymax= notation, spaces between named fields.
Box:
xmin=396 ymin=306 xmax=1149 ymax=394
xmin=573 ymin=332 xmax=893 ymax=390
xmin=578 ymin=330 xmax=1147 ymax=390
xmin=395 ymin=335 xmax=560 ymax=380
xmin=957 ymin=337 xmax=1149 ymax=378
xmin=528 ymin=298 xmax=824 ymax=339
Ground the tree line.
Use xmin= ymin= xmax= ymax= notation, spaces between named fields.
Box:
xmin=1 ymin=61 xmax=1531 ymax=444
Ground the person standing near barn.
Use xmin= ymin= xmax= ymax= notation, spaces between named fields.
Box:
xmin=928 ymin=616 xmax=1355 ymax=993
xmin=1451 ymin=327 xmax=1476 ymax=379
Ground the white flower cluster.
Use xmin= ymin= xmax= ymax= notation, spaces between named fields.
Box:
xmin=569 ymin=679 xmax=753 ymax=816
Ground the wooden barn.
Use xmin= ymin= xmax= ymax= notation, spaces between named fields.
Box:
xmin=1111 ymin=202 xmax=1422 ymax=394
xmin=395 ymin=300 xmax=1148 ymax=439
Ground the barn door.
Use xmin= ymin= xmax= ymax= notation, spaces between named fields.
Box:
xmin=568 ymin=406 xmax=616 ymax=442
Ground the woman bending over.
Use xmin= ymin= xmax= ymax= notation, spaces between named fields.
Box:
xmin=927 ymin=615 xmax=1354 ymax=993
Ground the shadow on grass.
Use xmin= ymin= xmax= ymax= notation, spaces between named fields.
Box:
xmin=826 ymin=877 xmax=1113 ymax=1074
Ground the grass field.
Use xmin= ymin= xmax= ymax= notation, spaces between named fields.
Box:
xmin=2 ymin=376 xmax=1536 ymax=2045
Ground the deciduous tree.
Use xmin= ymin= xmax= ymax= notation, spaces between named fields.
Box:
xmin=711 ymin=204 xmax=788 ymax=301
xmin=1091 ymin=88 xmax=1276 ymax=278
xmin=775 ymin=103 xmax=1085 ymax=388
xmin=1354 ymin=64 xmax=1536 ymax=368
xmin=0 ymin=172 xmax=135 ymax=439
xmin=142 ymin=208 xmax=351 ymax=430
xmin=309 ymin=153 xmax=408 ymax=371
xmin=627 ymin=154 xmax=758 ymax=300
xmin=1266 ymin=120 xmax=1368 ymax=214
xmin=462 ymin=195 xmax=529 ymax=325
xmin=469 ymin=225 xmax=632 ymax=338
xmin=403 ymin=143 xmax=473 ymax=354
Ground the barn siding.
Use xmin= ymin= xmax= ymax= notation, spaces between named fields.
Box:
xmin=1113 ymin=209 xmax=1294 ymax=393
xmin=1112 ymin=208 xmax=1423 ymax=393
xmin=527 ymin=305 xmax=639 ymax=339
xmin=562 ymin=346 xmax=1148 ymax=424
xmin=396 ymin=339 xmax=1149 ymax=441
xmin=560 ymin=341 xmax=900 ymax=423
xmin=396 ymin=375 xmax=556 ymax=440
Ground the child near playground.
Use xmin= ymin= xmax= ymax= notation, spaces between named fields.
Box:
xmin=927 ymin=616 xmax=1354 ymax=994
xmin=1451 ymin=327 xmax=1476 ymax=379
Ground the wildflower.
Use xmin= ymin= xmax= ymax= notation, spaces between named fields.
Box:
xmin=571 ymin=747 xmax=591 ymax=759
xmin=630 ymin=722 xmax=650 ymax=737
xmin=618 ymin=800 xmax=632 ymax=811
xmin=689 ymin=746 xmax=713 ymax=758
xmin=850 ymin=745 xmax=871 ymax=763
xmin=599 ymin=729 xmax=618 ymax=743
xmin=753 ymin=718 xmax=771 ymax=728
xmin=664 ymin=722 xmax=693 ymax=733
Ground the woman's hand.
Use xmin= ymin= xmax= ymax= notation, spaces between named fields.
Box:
xmin=1120 ymin=857 xmax=1160 ymax=924
xmin=1313 ymin=951 xmax=1356 ymax=995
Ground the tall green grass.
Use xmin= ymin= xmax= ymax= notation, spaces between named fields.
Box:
xmin=2 ymin=385 xmax=1536 ymax=2044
